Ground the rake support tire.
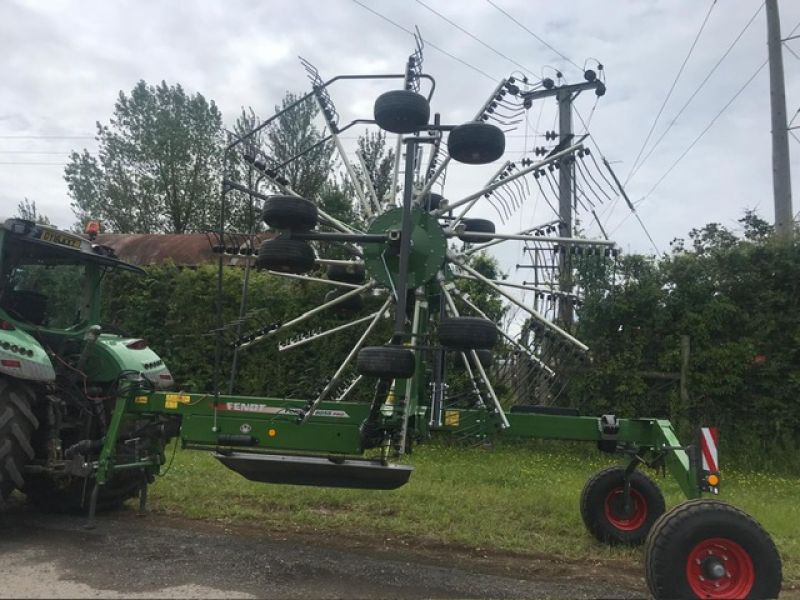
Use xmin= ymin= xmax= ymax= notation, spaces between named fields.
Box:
xmin=256 ymin=238 xmax=316 ymax=274
xmin=448 ymin=122 xmax=505 ymax=165
xmin=644 ymin=499 xmax=781 ymax=599
xmin=439 ymin=317 xmax=497 ymax=350
xmin=580 ymin=466 xmax=665 ymax=546
xmin=374 ymin=90 xmax=430 ymax=134
xmin=458 ymin=218 xmax=496 ymax=243
xmin=327 ymin=263 xmax=366 ymax=284
xmin=357 ymin=346 xmax=415 ymax=379
xmin=0 ymin=378 xmax=38 ymax=500
xmin=261 ymin=196 xmax=318 ymax=231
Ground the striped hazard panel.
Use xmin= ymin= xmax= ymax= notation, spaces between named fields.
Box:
xmin=700 ymin=426 xmax=719 ymax=472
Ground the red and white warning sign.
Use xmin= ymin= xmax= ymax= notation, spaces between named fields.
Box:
xmin=700 ymin=426 xmax=719 ymax=472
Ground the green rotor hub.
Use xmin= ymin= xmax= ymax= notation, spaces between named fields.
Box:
xmin=362 ymin=207 xmax=447 ymax=289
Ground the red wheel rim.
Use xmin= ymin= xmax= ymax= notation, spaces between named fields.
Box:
xmin=603 ymin=487 xmax=647 ymax=531
xmin=686 ymin=537 xmax=755 ymax=599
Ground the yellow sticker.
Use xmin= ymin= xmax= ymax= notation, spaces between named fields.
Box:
xmin=134 ymin=395 xmax=148 ymax=405
xmin=166 ymin=393 xmax=191 ymax=404
xmin=164 ymin=399 xmax=178 ymax=409
xmin=444 ymin=410 xmax=460 ymax=427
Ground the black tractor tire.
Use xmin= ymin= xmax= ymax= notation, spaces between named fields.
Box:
xmin=324 ymin=289 xmax=364 ymax=312
xmin=458 ymin=218 xmax=496 ymax=243
xmin=580 ymin=466 xmax=665 ymax=546
xmin=644 ymin=499 xmax=782 ymax=599
xmin=256 ymin=238 xmax=316 ymax=273
xmin=0 ymin=379 xmax=38 ymax=500
xmin=374 ymin=90 xmax=430 ymax=134
xmin=422 ymin=193 xmax=444 ymax=211
xmin=24 ymin=471 xmax=143 ymax=514
xmin=439 ymin=317 xmax=497 ymax=350
xmin=453 ymin=349 xmax=492 ymax=370
xmin=448 ymin=122 xmax=505 ymax=164
xmin=357 ymin=346 xmax=415 ymax=379
xmin=327 ymin=263 xmax=366 ymax=284
xmin=261 ymin=195 xmax=318 ymax=231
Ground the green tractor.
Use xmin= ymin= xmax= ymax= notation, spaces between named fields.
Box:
xmin=0 ymin=217 xmax=175 ymax=511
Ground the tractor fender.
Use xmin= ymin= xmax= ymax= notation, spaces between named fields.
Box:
xmin=86 ymin=334 xmax=173 ymax=390
xmin=0 ymin=326 xmax=55 ymax=382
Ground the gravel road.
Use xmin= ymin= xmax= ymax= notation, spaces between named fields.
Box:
xmin=0 ymin=497 xmax=645 ymax=599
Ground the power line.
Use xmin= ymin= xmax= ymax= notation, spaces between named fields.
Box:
xmin=624 ymin=0 xmax=717 ymax=186
xmin=484 ymin=0 xmax=582 ymax=72
xmin=349 ymin=0 xmax=497 ymax=82
xmin=626 ymin=3 xmax=765 ymax=185
xmin=414 ymin=0 xmax=540 ymax=78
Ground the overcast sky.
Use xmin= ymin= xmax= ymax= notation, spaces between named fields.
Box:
xmin=1 ymin=0 xmax=799 ymax=269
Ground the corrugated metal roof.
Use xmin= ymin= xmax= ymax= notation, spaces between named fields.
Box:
xmin=95 ymin=233 xmax=274 ymax=267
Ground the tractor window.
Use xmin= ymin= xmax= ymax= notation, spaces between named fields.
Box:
xmin=2 ymin=263 xmax=89 ymax=328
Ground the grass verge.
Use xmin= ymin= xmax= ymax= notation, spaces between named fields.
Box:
xmin=149 ymin=440 xmax=799 ymax=589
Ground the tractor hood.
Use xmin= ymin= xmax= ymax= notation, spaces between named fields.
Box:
xmin=0 ymin=322 xmax=55 ymax=382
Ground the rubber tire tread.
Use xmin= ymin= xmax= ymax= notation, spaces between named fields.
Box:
xmin=0 ymin=378 xmax=38 ymax=500
xmin=373 ymin=90 xmax=430 ymax=134
xmin=448 ymin=122 xmax=505 ymax=165
xmin=262 ymin=195 xmax=318 ymax=231
xmin=439 ymin=317 xmax=497 ymax=350
xmin=459 ymin=218 xmax=496 ymax=243
xmin=580 ymin=465 xmax=665 ymax=546
xmin=327 ymin=263 xmax=366 ymax=284
xmin=256 ymin=238 xmax=316 ymax=274
xmin=357 ymin=346 xmax=415 ymax=379
xmin=644 ymin=499 xmax=782 ymax=599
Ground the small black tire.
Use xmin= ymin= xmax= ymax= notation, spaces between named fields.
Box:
xmin=327 ymin=263 xmax=366 ymax=284
xmin=453 ymin=349 xmax=492 ymax=370
xmin=262 ymin=195 xmax=318 ymax=231
xmin=459 ymin=218 xmax=496 ymax=243
xmin=644 ymin=499 xmax=782 ymax=599
xmin=422 ymin=193 xmax=444 ymax=211
xmin=374 ymin=90 xmax=430 ymax=134
xmin=0 ymin=378 xmax=38 ymax=500
xmin=448 ymin=122 xmax=505 ymax=164
xmin=580 ymin=466 xmax=665 ymax=546
xmin=256 ymin=238 xmax=316 ymax=274
xmin=439 ymin=317 xmax=497 ymax=350
xmin=324 ymin=289 xmax=364 ymax=312
xmin=357 ymin=346 xmax=415 ymax=379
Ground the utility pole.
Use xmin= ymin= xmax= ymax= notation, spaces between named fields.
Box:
xmin=522 ymin=76 xmax=606 ymax=328
xmin=766 ymin=0 xmax=793 ymax=238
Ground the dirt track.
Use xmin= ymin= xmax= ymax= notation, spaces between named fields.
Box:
xmin=0 ymin=496 xmax=645 ymax=599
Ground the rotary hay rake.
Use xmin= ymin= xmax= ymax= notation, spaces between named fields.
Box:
xmin=93 ymin=41 xmax=781 ymax=599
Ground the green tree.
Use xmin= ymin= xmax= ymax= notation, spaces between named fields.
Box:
xmin=65 ymin=80 xmax=224 ymax=233
xmin=15 ymin=199 xmax=51 ymax=225
xmin=352 ymin=129 xmax=395 ymax=205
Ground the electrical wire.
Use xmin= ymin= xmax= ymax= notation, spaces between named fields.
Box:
xmin=484 ymin=0 xmax=582 ymax=71
xmin=624 ymin=0 xmax=718 ymax=186
xmin=349 ymin=0 xmax=497 ymax=82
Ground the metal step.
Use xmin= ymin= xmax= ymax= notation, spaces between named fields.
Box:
xmin=215 ymin=452 xmax=413 ymax=490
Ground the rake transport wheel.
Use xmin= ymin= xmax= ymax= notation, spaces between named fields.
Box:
xmin=357 ymin=346 xmax=416 ymax=379
xmin=327 ymin=262 xmax=366 ymax=284
xmin=580 ymin=466 xmax=665 ymax=546
xmin=373 ymin=90 xmax=431 ymax=134
xmin=438 ymin=317 xmax=498 ymax=350
xmin=448 ymin=122 xmax=506 ymax=164
xmin=458 ymin=218 xmax=496 ymax=243
xmin=644 ymin=500 xmax=782 ymax=599
xmin=256 ymin=238 xmax=316 ymax=273
xmin=262 ymin=195 xmax=319 ymax=231
xmin=0 ymin=378 xmax=38 ymax=499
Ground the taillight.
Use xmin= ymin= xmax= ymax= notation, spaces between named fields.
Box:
xmin=126 ymin=339 xmax=148 ymax=350
xmin=0 ymin=320 xmax=15 ymax=331
xmin=1 ymin=359 xmax=21 ymax=368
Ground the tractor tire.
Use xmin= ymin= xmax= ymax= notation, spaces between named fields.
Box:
xmin=458 ymin=218 xmax=496 ymax=243
xmin=374 ymin=90 xmax=430 ymax=134
xmin=262 ymin=195 xmax=318 ymax=231
xmin=327 ymin=263 xmax=366 ymax=284
xmin=24 ymin=471 xmax=143 ymax=514
xmin=453 ymin=349 xmax=492 ymax=370
xmin=324 ymin=289 xmax=364 ymax=312
xmin=580 ymin=466 xmax=665 ymax=546
xmin=448 ymin=122 xmax=505 ymax=165
xmin=357 ymin=346 xmax=415 ymax=379
xmin=439 ymin=317 xmax=497 ymax=350
xmin=0 ymin=379 xmax=38 ymax=500
xmin=644 ymin=499 xmax=781 ymax=599
xmin=256 ymin=238 xmax=316 ymax=273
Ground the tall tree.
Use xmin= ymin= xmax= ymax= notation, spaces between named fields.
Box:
xmin=353 ymin=129 xmax=395 ymax=205
xmin=65 ymin=80 xmax=224 ymax=233
xmin=15 ymin=199 xmax=51 ymax=225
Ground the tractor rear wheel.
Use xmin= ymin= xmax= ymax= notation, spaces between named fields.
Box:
xmin=644 ymin=499 xmax=781 ymax=599
xmin=0 ymin=378 xmax=38 ymax=500
xmin=580 ymin=466 xmax=665 ymax=546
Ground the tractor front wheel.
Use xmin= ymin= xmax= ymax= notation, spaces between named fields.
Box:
xmin=644 ymin=499 xmax=781 ymax=599
xmin=580 ymin=466 xmax=665 ymax=546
